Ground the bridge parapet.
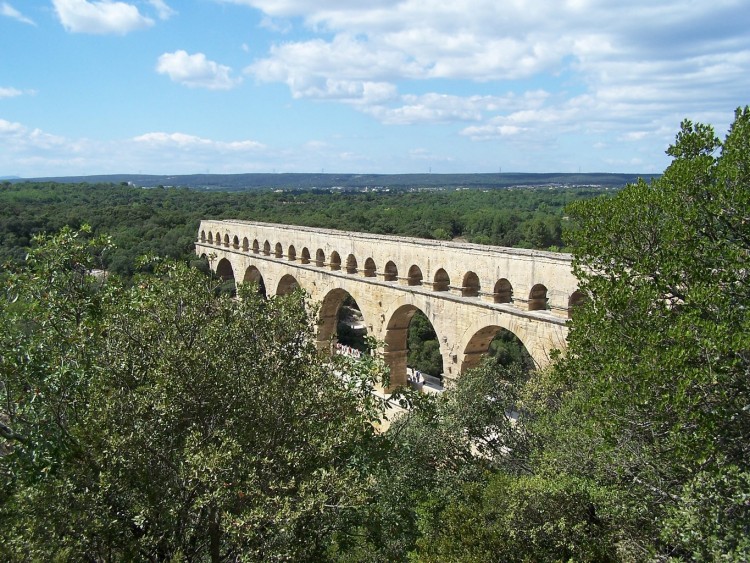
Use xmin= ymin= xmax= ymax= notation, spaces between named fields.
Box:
xmin=197 ymin=219 xmax=580 ymax=318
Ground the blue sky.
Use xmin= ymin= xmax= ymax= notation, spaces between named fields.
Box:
xmin=1 ymin=0 xmax=749 ymax=177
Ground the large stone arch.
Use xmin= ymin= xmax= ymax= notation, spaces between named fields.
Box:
xmin=276 ymin=274 xmax=300 ymax=296
xmin=459 ymin=324 xmax=534 ymax=374
xmin=215 ymin=257 xmax=235 ymax=281
xmin=383 ymin=302 xmax=445 ymax=389
xmin=457 ymin=316 xmax=539 ymax=373
xmin=316 ymin=287 xmax=370 ymax=354
xmin=242 ymin=265 xmax=267 ymax=297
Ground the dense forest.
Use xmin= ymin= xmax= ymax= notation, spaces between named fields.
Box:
xmin=1 ymin=108 xmax=749 ymax=561
xmin=0 ymin=180 xmax=606 ymax=276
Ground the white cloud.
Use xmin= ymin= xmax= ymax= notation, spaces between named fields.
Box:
xmin=133 ymin=132 xmax=264 ymax=151
xmin=237 ymin=0 xmax=750 ymax=148
xmin=1 ymin=2 xmax=36 ymax=25
xmin=147 ymin=0 xmax=176 ymax=20
xmin=0 ymin=87 xmax=23 ymax=99
xmin=156 ymin=51 xmax=241 ymax=90
xmin=52 ymin=0 xmax=154 ymax=35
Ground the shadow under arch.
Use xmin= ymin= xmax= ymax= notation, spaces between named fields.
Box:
xmin=276 ymin=274 xmax=300 ymax=296
xmin=242 ymin=265 xmax=266 ymax=298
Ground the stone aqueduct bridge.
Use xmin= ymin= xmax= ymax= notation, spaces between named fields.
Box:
xmin=196 ymin=220 xmax=582 ymax=387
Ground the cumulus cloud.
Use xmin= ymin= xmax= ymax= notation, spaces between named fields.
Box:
xmin=1 ymin=2 xmax=36 ymax=25
xmin=237 ymin=0 xmax=750 ymax=147
xmin=53 ymin=0 xmax=154 ymax=35
xmin=156 ymin=51 xmax=242 ymax=90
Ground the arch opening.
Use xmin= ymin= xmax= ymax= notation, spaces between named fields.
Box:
xmin=207 ymin=232 xmax=214 ymax=244
xmin=252 ymin=239 xmax=260 ymax=254
xmin=346 ymin=254 xmax=358 ymax=274
xmin=329 ymin=251 xmax=342 ymax=271
xmin=223 ymin=234 xmax=230 ymax=247
xmin=363 ymin=258 xmax=376 ymax=277
xmin=276 ymin=274 xmax=300 ymax=296
xmin=215 ymin=232 xmax=221 ymax=245
xmin=317 ymin=289 xmax=369 ymax=356
xmin=263 ymin=241 xmax=271 ymax=256
xmin=288 ymin=245 xmax=297 ymax=262
xmin=529 ymin=284 xmax=549 ymax=311
xmin=568 ymin=289 xmax=586 ymax=318
xmin=232 ymin=235 xmax=240 ymax=249
xmin=242 ymin=237 xmax=249 ymax=251
xmin=301 ymin=247 xmax=311 ymax=264
xmin=384 ymin=261 xmax=398 ymax=282
xmin=407 ymin=265 xmax=423 ymax=286
xmin=242 ymin=265 xmax=266 ymax=298
xmin=315 ymin=249 xmax=325 ymax=267
xmin=462 ymin=271 xmax=480 ymax=297
xmin=215 ymin=257 xmax=236 ymax=297
xmin=385 ymin=306 xmax=443 ymax=388
xmin=274 ymin=242 xmax=283 ymax=258
xmin=433 ymin=268 xmax=450 ymax=292
xmin=494 ymin=279 xmax=513 ymax=304
xmin=200 ymin=230 xmax=206 ymax=242
xmin=462 ymin=325 xmax=534 ymax=374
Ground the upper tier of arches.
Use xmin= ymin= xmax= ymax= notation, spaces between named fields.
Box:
xmin=197 ymin=220 xmax=580 ymax=317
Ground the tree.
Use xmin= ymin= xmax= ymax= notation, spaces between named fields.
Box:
xmin=538 ymin=107 xmax=750 ymax=559
xmin=0 ymin=228 xmax=388 ymax=561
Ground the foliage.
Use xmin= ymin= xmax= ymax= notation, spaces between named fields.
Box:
xmin=0 ymin=228 xmax=389 ymax=561
xmin=538 ymin=107 xmax=750 ymax=559
xmin=0 ymin=181 xmax=609 ymax=278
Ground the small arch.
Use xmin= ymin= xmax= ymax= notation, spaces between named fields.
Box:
xmin=200 ymin=230 xmax=206 ymax=242
xmin=568 ymin=289 xmax=586 ymax=318
xmin=242 ymin=265 xmax=267 ymax=298
xmin=407 ymin=265 xmax=423 ymax=286
xmin=346 ymin=254 xmax=358 ymax=274
xmin=252 ymin=239 xmax=260 ymax=254
xmin=315 ymin=249 xmax=325 ymax=267
xmin=433 ymin=268 xmax=450 ymax=292
xmin=223 ymin=234 xmax=230 ymax=247
xmin=232 ymin=235 xmax=240 ymax=249
xmin=276 ymin=274 xmax=300 ymax=296
xmin=274 ymin=242 xmax=283 ymax=258
xmin=301 ymin=248 xmax=311 ymax=264
xmin=494 ymin=279 xmax=513 ymax=304
xmin=462 ymin=271 xmax=480 ymax=298
xmin=384 ymin=261 xmax=398 ymax=282
xmin=215 ymin=232 xmax=221 ymax=245
xmin=288 ymin=245 xmax=297 ymax=261
xmin=242 ymin=237 xmax=249 ymax=251
xmin=263 ymin=241 xmax=271 ymax=256
xmin=329 ymin=251 xmax=342 ymax=271
xmin=364 ymin=258 xmax=376 ymax=277
xmin=207 ymin=232 xmax=214 ymax=243
xmin=528 ymin=284 xmax=549 ymax=311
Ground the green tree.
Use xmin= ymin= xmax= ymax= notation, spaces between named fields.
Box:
xmin=538 ymin=107 xmax=750 ymax=559
xmin=0 ymin=228 xmax=388 ymax=561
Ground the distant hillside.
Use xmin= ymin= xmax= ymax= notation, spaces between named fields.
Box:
xmin=7 ymin=172 xmax=652 ymax=191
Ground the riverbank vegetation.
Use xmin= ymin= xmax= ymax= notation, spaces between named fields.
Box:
xmin=1 ymin=108 xmax=748 ymax=560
